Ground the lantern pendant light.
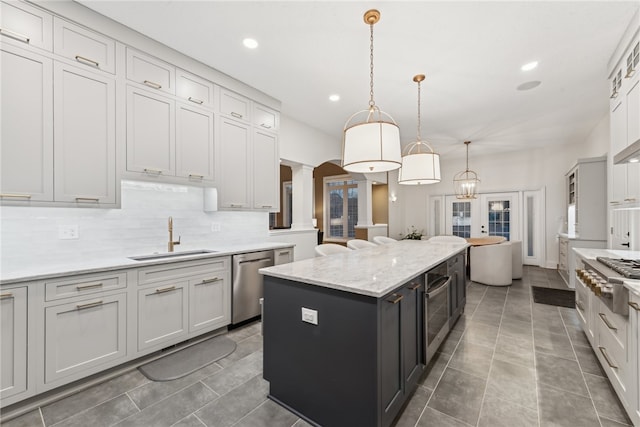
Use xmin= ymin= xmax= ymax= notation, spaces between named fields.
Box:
xmin=341 ymin=9 xmax=402 ymax=173
xmin=453 ymin=141 xmax=480 ymax=199
xmin=398 ymin=74 xmax=441 ymax=185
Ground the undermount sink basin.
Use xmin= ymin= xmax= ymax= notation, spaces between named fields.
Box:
xmin=128 ymin=249 xmax=218 ymax=261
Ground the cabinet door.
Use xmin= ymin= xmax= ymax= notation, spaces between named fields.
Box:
xmin=218 ymin=117 xmax=251 ymax=208
xmin=252 ymin=130 xmax=279 ymax=210
xmin=402 ymin=281 xmax=424 ymax=389
xmin=611 ymin=100 xmax=628 ymax=204
xmin=220 ymin=88 xmax=250 ymax=122
xmin=0 ymin=0 xmax=52 ymax=51
xmin=253 ymin=103 xmax=279 ymax=131
xmin=54 ymin=63 xmax=116 ymax=204
xmin=176 ymin=102 xmax=214 ymax=182
xmin=380 ymin=291 xmax=404 ymax=425
xmin=176 ymin=69 xmax=214 ymax=108
xmin=0 ymin=287 xmax=27 ymax=400
xmin=53 ymin=18 xmax=115 ymax=74
xmin=629 ymin=294 xmax=640 ymax=426
xmin=45 ymin=293 xmax=127 ymax=383
xmin=189 ymin=273 xmax=230 ymax=333
xmin=126 ymin=48 xmax=175 ymax=94
xmin=274 ymin=248 xmax=294 ymax=265
xmin=1 ymin=46 xmax=53 ymax=202
xmin=625 ymin=78 xmax=640 ymax=202
xmin=126 ymin=86 xmax=175 ymax=176
xmin=138 ymin=282 xmax=188 ymax=351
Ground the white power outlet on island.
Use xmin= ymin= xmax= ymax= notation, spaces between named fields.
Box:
xmin=58 ymin=225 xmax=79 ymax=240
xmin=301 ymin=307 xmax=318 ymax=325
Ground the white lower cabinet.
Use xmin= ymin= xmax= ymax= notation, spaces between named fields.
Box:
xmin=0 ymin=287 xmax=28 ymax=402
xmin=45 ymin=292 xmax=127 ymax=385
xmin=274 ymin=247 xmax=294 ymax=265
xmin=137 ymin=281 xmax=189 ymax=351
xmin=189 ymin=273 xmax=230 ymax=333
xmin=629 ymin=292 xmax=640 ymax=426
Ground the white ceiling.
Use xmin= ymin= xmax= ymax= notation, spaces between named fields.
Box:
xmin=78 ymin=1 xmax=639 ymax=159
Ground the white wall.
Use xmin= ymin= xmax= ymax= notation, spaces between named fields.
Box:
xmin=389 ymin=114 xmax=610 ymax=267
xmin=279 ymin=115 xmax=341 ymax=167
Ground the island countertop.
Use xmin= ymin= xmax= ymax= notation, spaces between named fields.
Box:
xmin=259 ymin=240 xmax=468 ymax=298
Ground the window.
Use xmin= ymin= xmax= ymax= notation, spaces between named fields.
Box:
xmin=451 ymin=201 xmax=471 ymax=238
xmin=326 ymin=178 xmax=358 ymax=239
xmin=488 ymin=200 xmax=510 ymax=240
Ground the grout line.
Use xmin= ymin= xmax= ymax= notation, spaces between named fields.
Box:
xmin=38 ymin=407 xmax=46 ymax=427
xmin=229 ymin=398 xmax=269 ymax=427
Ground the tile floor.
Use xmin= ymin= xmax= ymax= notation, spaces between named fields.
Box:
xmin=2 ymin=266 xmax=633 ymax=427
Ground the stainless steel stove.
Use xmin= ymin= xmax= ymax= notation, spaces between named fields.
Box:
xmin=596 ymin=257 xmax=640 ymax=279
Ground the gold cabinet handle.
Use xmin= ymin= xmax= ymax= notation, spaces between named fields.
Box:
xmin=0 ymin=293 xmax=14 ymax=299
xmin=261 ymin=205 xmax=273 ymax=208
xmin=598 ymin=346 xmax=618 ymax=369
xmin=75 ymin=55 xmax=99 ymax=68
xmin=188 ymin=96 xmax=203 ymax=105
xmin=260 ymin=123 xmax=272 ymax=129
xmin=143 ymin=168 xmax=163 ymax=174
xmin=0 ymin=28 xmax=30 ymax=44
xmin=188 ymin=174 xmax=204 ymax=179
xmin=0 ymin=193 xmax=32 ymax=199
xmin=279 ymin=251 xmax=289 ymax=256
xmin=575 ymin=300 xmax=585 ymax=311
xmin=624 ymin=198 xmax=637 ymax=202
xmin=230 ymin=204 xmax=243 ymax=208
xmin=628 ymin=301 xmax=640 ymax=311
xmin=599 ymin=313 xmax=617 ymax=331
xmin=76 ymin=300 xmax=104 ymax=310
xmin=230 ymin=112 xmax=243 ymax=119
xmin=76 ymin=197 xmax=99 ymax=202
xmin=76 ymin=282 xmax=104 ymax=291
xmin=408 ymin=283 xmax=421 ymax=291
xmin=386 ymin=293 xmax=403 ymax=304
xmin=155 ymin=285 xmax=176 ymax=294
xmin=199 ymin=277 xmax=221 ymax=285
xmin=143 ymin=80 xmax=162 ymax=89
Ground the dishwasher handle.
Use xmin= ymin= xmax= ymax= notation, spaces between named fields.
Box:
xmin=238 ymin=257 xmax=272 ymax=264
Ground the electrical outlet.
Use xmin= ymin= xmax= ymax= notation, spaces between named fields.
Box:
xmin=58 ymin=225 xmax=79 ymax=240
xmin=211 ymin=222 xmax=221 ymax=232
xmin=301 ymin=307 xmax=318 ymax=325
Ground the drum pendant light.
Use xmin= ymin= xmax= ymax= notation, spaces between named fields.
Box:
xmin=453 ymin=141 xmax=480 ymax=199
xmin=341 ymin=9 xmax=401 ymax=173
xmin=398 ymin=74 xmax=441 ymax=185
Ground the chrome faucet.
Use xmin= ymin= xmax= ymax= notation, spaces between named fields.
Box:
xmin=168 ymin=216 xmax=181 ymax=252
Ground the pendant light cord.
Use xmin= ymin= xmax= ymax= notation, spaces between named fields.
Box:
xmin=369 ymin=23 xmax=375 ymax=109
xmin=416 ymin=79 xmax=422 ymax=142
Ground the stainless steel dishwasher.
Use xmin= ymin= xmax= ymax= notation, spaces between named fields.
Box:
xmin=232 ymin=250 xmax=274 ymax=324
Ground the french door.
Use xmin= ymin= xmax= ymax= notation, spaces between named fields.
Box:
xmin=444 ymin=192 xmax=519 ymax=241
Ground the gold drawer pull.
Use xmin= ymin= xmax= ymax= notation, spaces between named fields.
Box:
xmin=0 ymin=28 xmax=30 ymax=44
xmin=76 ymin=300 xmax=104 ymax=310
xmin=230 ymin=112 xmax=243 ymax=119
xmin=199 ymin=277 xmax=221 ymax=284
xmin=408 ymin=283 xmax=421 ymax=291
xmin=261 ymin=205 xmax=272 ymax=208
xmin=155 ymin=285 xmax=176 ymax=294
xmin=188 ymin=174 xmax=204 ymax=179
xmin=599 ymin=313 xmax=617 ymax=331
xmin=260 ymin=123 xmax=272 ymax=129
xmin=143 ymin=168 xmax=163 ymax=175
xmin=230 ymin=204 xmax=243 ymax=208
xmin=76 ymin=282 xmax=103 ymax=291
xmin=0 ymin=193 xmax=32 ymax=199
xmin=76 ymin=197 xmax=99 ymax=202
xmin=386 ymin=293 xmax=403 ymax=304
xmin=624 ymin=198 xmax=637 ymax=202
xmin=188 ymin=96 xmax=203 ymax=105
xmin=628 ymin=302 xmax=640 ymax=311
xmin=143 ymin=80 xmax=162 ymax=89
xmin=598 ymin=346 xmax=618 ymax=369
xmin=75 ymin=55 xmax=99 ymax=68
xmin=279 ymin=251 xmax=289 ymax=256
xmin=0 ymin=293 xmax=14 ymax=299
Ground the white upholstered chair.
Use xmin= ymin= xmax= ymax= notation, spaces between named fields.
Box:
xmin=373 ymin=236 xmax=397 ymax=245
xmin=470 ymin=242 xmax=513 ymax=286
xmin=510 ymin=240 xmax=523 ymax=279
xmin=428 ymin=235 xmax=467 ymax=243
xmin=314 ymin=243 xmax=351 ymax=257
xmin=347 ymin=239 xmax=377 ymax=250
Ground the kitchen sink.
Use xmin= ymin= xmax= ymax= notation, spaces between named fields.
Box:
xmin=128 ymin=249 xmax=218 ymax=261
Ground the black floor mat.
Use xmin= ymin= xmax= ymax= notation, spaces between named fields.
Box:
xmin=532 ymin=286 xmax=575 ymax=308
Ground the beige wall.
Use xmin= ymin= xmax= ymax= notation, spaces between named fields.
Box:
xmin=273 ymin=165 xmax=292 ymax=228
xmin=372 ymin=184 xmax=389 ymax=225
xmin=313 ymin=162 xmax=347 ymax=234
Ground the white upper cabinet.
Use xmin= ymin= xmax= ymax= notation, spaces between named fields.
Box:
xmin=253 ymin=103 xmax=279 ymax=132
xmin=176 ymin=69 xmax=214 ymax=108
xmin=53 ymin=63 xmax=116 ymax=205
xmin=176 ymin=103 xmax=215 ymax=182
xmin=218 ymin=118 xmax=251 ymax=208
xmin=126 ymin=47 xmax=175 ymax=95
xmin=0 ymin=45 xmax=53 ymax=202
xmin=0 ymin=1 xmax=52 ymax=51
xmin=126 ymin=86 xmax=176 ymax=176
xmin=53 ymin=18 xmax=115 ymax=74
xmin=220 ymin=88 xmax=251 ymax=122
xmin=252 ymin=130 xmax=279 ymax=210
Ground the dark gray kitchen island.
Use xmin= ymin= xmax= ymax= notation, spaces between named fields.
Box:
xmin=260 ymin=240 xmax=468 ymax=427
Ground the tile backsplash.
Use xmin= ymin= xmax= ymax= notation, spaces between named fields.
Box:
xmin=0 ymin=180 xmax=269 ymax=269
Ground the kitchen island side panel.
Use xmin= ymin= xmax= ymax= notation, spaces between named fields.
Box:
xmin=263 ymin=276 xmax=379 ymax=427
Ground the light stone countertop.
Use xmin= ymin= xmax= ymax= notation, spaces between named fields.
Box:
xmin=572 ymin=247 xmax=640 ymax=295
xmin=260 ymin=240 xmax=468 ymax=298
xmin=0 ymin=242 xmax=294 ymax=285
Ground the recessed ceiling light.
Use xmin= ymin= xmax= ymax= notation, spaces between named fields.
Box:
xmin=517 ymin=81 xmax=542 ymax=91
xmin=243 ymin=38 xmax=258 ymax=49
xmin=329 ymin=94 xmax=340 ymax=102
xmin=521 ymin=61 xmax=538 ymax=71
xmin=629 ymin=158 xmax=639 ymax=163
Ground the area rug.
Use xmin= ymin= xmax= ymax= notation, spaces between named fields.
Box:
xmin=139 ymin=335 xmax=236 ymax=381
xmin=531 ymin=286 xmax=575 ymax=309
